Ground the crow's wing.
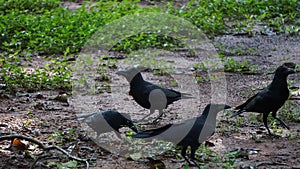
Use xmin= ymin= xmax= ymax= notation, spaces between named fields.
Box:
xmin=132 ymin=124 xmax=173 ymax=138
xmin=133 ymin=117 xmax=198 ymax=145
xmin=235 ymin=93 xmax=260 ymax=110
xmin=130 ymin=82 xmax=156 ymax=109
xmin=143 ymin=81 xmax=181 ymax=98
xmin=238 ymin=87 xmax=275 ymax=113
xmin=77 ymin=112 xmax=117 ymax=134
xmin=161 ymin=88 xmax=181 ymax=98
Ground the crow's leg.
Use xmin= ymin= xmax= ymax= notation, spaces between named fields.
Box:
xmin=263 ymin=113 xmax=273 ymax=136
xmin=138 ymin=109 xmax=155 ymax=122
xmin=190 ymin=160 xmax=201 ymax=169
xmin=181 ymin=146 xmax=192 ymax=165
xmin=190 ymin=146 xmax=201 ymax=169
xmin=151 ymin=109 xmax=164 ymax=124
xmin=272 ymin=111 xmax=290 ymax=130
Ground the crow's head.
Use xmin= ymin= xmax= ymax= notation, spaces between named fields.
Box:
xmin=103 ymin=110 xmax=138 ymax=133
xmin=116 ymin=67 xmax=142 ymax=83
xmin=119 ymin=113 xmax=139 ymax=133
xmin=276 ymin=65 xmax=295 ymax=76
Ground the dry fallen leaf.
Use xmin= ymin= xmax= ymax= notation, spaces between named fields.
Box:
xmin=10 ymin=138 xmax=29 ymax=152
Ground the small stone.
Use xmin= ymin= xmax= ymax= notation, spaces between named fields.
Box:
xmin=248 ymin=150 xmax=258 ymax=155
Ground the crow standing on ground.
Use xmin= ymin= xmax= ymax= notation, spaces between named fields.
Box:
xmin=116 ymin=67 xmax=194 ymax=123
xmin=77 ymin=110 xmax=138 ymax=137
xmin=231 ymin=66 xmax=295 ymax=136
xmin=132 ymin=104 xmax=231 ymax=166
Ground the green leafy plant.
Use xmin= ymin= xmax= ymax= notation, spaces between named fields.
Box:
xmin=170 ymin=0 xmax=299 ymax=35
xmin=0 ymin=0 xmax=61 ymax=14
xmin=1 ymin=0 xmax=299 ymax=56
xmin=280 ymin=101 xmax=300 ymax=123
xmin=222 ymin=152 xmax=238 ymax=169
xmin=0 ymin=55 xmax=71 ymax=93
xmin=222 ymin=57 xmax=257 ymax=73
xmin=113 ymin=33 xmax=184 ymax=53
xmin=0 ymin=1 xmax=160 ymax=55
xmin=124 ymin=51 xmax=175 ymax=76
xmin=0 ymin=0 xmax=299 ymax=94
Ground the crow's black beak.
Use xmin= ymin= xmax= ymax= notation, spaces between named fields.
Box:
xmin=126 ymin=119 xmax=139 ymax=133
xmin=130 ymin=125 xmax=139 ymax=133
xmin=287 ymin=68 xmax=296 ymax=74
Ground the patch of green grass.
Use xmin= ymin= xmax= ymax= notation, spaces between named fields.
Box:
xmin=192 ymin=56 xmax=227 ymax=83
xmin=0 ymin=55 xmax=71 ymax=93
xmin=222 ymin=156 xmax=237 ymax=169
xmin=48 ymin=160 xmax=78 ymax=169
xmin=247 ymin=114 xmax=257 ymax=123
xmin=0 ymin=1 xmax=160 ymax=55
xmin=222 ymin=57 xmax=257 ymax=73
xmin=193 ymin=55 xmax=258 ymax=75
xmin=1 ymin=8 xmax=86 ymax=54
xmin=1 ymin=0 xmax=299 ymax=94
xmin=269 ymin=120 xmax=284 ymax=134
xmin=280 ymin=101 xmax=300 ymax=123
xmin=195 ymin=144 xmax=221 ymax=163
xmin=194 ymin=76 xmax=209 ymax=83
xmin=124 ymin=51 xmax=175 ymax=76
xmin=170 ymin=0 xmax=300 ymax=35
xmin=113 ymin=33 xmax=184 ymax=53
xmin=232 ymin=116 xmax=245 ymax=127
xmin=48 ymin=128 xmax=77 ymax=145
xmin=218 ymin=45 xmax=258 ymax=56
xmin=0 ymin=0 xmax=61 ymax=14
xmin=2 ymin=0 xmax=299 ymax=56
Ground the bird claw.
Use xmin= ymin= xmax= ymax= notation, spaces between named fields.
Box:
xmin=280 ymin=124 xmax=290 ymax=130
xmin=182 ymin=156 xmax=201 ymax=168
xmin=279 ymin=122 xmax=290 ymax=130
xmin=137 ymin=117 xmax=162 ymax=125
xmin=137 ymin=119 xmax=160 ymax=125
xmin=135 ymin=112 xmax=163 ymax=124
xmin=151 ymin=119 xmax=160 ymax=125
xmin=189 ymin=159 xmax=201 ymax=169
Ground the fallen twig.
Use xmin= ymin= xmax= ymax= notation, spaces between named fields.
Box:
xmin=0 ymin=135 xmax=90 ymax=169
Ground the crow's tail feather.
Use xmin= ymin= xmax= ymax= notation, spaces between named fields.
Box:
xmin=230 ymin=109 xmax=245 ymax=118
xmin=132 ymin=124 xmax=172 ymax=138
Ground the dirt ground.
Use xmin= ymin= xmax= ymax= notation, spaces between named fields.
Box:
xmin=0 ymin=32 xmax=299 ymax=169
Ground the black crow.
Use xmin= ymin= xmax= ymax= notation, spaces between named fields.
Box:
xmin=116 ymin=67 xmax=194 ymax=123
xmin=77 ymin=110 xmax=138 ymax=137
xmin=132 ymin=103 xmax=231 ymax=166
xmin=231 ymin=66 xmax=295 ymax=136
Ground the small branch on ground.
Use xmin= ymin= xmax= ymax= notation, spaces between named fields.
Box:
xmin=0 ymin=135 xmax=90 ymax=169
